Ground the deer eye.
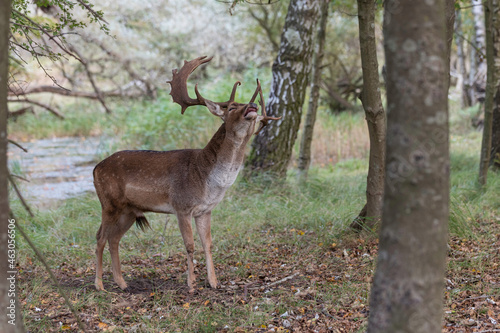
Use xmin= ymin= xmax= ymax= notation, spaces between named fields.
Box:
xmin=228 ymin=106 xmax=237 ymax=112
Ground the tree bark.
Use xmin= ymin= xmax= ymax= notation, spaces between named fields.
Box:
xmin=367 ymin=0 xmax=450 ymax=332
xmin=472 ymin=0 xmax=487 ymax=104
xmin=351 ymin=0 xmax=386 ymax=229
xmin=478 ymin=0 xmax=496 ymax=185
xmin=445 ymin=0 xmax=457 ymax=88
xmin=244 ymin=0 xmax=322 ymax=179
xmin=297 ymin=0 xmax=329 ymax=178
xmin=2 ymin=1 xmax=24 ymax=332
xmin=489 ymin=0 xmax=500 ymax=167
xmin=455 ymin=9 xmax=470 ymax=108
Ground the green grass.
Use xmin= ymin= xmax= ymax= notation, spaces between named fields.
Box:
xmin=9 ymin=89 xmax=500 ymax=331
xmin=12 ymin=142 xmax=500 ymax=331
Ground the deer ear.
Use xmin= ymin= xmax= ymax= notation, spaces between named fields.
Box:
xmin=205 ymin=100 xmax=225 ymax=120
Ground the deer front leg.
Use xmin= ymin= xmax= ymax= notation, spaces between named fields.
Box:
xmin=195 ymin=212 xmax=218 ymax=289
xmin=177 ymin=213 xmax=196 ymax=293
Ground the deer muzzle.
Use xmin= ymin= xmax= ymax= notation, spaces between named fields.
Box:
xmin=244 ymin=103 xmax=258 ymax=120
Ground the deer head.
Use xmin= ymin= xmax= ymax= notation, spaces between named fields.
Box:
xmin=167 ymin=56 xmax=280 ymax=136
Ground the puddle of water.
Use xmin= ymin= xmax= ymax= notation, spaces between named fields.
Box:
xmin=8 ymin=136 xmax=108 ymax=208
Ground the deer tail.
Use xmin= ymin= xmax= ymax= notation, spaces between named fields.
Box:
xmin=135 ymin=216 xmax=151 ymax=232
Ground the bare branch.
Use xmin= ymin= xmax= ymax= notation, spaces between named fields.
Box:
xmin=67 ymin=44 xmax=112 ymax=113
xmin=10 ymin=174 xmax=30 ymax=182
xmin=8 ymin=174 xmax=33 ymax=217
xmin=8 ymin=106 xmax=33 ymax=119
xmin=8 ymin=98 xmax=64 ymax=119
xmin=79 ymin=34 xmax=157 ymax=98
xmin=7 ymin=139 xmax=28 ymax=153
xmin=248 ymin=7 xmax=279 ymax=51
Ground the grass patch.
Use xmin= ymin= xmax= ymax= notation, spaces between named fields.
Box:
xmin=10 ymin=97 xmax=500 ymax=331
xmin=13 ymin=144 xmax=500 ymax=331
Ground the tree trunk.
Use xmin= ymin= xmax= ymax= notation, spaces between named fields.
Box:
xmin=478 ymin=0 xmax=496 ymax=185
xmin=469 ymin=34 xmax=478 ymax=106
xmin=1 ymin=1 xmax=23 ymax=332
xmin=350 ymin=0 xmax=386 ymax=229
xmin=445 ymin=0 xmax=457 ymax=88
xmin=367 ymin=0 xmax=450 ymax=332
xmin=297 ymin=0 xmax=329 ymax=178
xmin=455 ymin=9 xmax=470 ymax=109
xmin=472 ymin=0 xmax=487 ymax=104
xmin=489 ymin=0 xmax=500 ymax=167
xmin=244 ymin=0 xmax=322 ymax=179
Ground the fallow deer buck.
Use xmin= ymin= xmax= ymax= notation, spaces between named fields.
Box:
xmin=93 ymin=56 xmax=280 ymax=292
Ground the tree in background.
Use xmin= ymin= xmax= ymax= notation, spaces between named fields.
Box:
xmin=244 ymin=0 xmax=322 ymax=179
xmin=351 ymin=0 xmax=386 ymax=229
xmin=455 ymin=8 xmax=470 ymax=108
xmin=489 ymin=0 xmax=500 ymax=168
xmin=367 ymin=0 xmax=451 ymax=331
xmin=297 ymin=0 xmax=329 ymax=179
xmin=478 ymin=0 xmax=497 ymax=185
xmin=470 ymin=0 xmax=487 ymax=105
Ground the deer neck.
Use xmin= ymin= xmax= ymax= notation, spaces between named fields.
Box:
xmin=200 ymin=123 xmax=248 ymax=187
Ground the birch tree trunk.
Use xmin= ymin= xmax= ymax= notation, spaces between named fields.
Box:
xmin=367 ymin=0 xmax=450 ymax=331
xmin=472 ymin=0 xmax=487 ymax=104
xmin=351 ymin=0 xmax=386 ymax=228
xmin=244 ymin=0 xmax=322 ymax=179
xmin=455 ymin=9 xmax=470 ymax=109
xmin=478 ymin=0 xmax=496 ymax=185
xmin=297 ymin=0 xmax=329 ymax=178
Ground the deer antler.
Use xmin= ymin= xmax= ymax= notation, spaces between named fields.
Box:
xmin=167 ymin=56 xmax=212 ymax=114
xmin=167 ymin=56 xmax=243 ymax=114
xmin=254 ymin=79 xmax=281 ymax=135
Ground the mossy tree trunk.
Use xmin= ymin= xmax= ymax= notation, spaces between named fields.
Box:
xmin=297 ymin=0 xmax=329 ymax=178
xmin=367 ymin=0 xmax=451 ymax=332
xmin=244 ymin=0 xmax=322 ymax=179
xmin=478 ymin=0 xmax=497 ymax=185
xmin=351 ymin=0 xmax=386 ymax=229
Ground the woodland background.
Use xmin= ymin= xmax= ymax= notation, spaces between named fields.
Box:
xmin=0 ymin=0 xmax=500 ymax=332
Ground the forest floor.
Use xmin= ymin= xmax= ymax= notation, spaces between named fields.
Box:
xmin=15 ymin=194 xmax=500 ymax=333
xmin=11 ymin=102 xmax=500 ymax=332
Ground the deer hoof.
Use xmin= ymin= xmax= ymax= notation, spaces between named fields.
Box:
xmin=122 ymin=286 xmax=133 ymax=293
xmin=95 ymin=279 xmax=105 ymax=291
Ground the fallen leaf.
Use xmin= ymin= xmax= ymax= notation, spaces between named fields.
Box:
xmin=98 ymin=322 xmax=108 ymax=330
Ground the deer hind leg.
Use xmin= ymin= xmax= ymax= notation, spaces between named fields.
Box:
xmin=177 ymin=213 xmax=196 ymax=293
xmin=95 ymin=223 xmax=107 ymax=291
xmin=195 ymin=212 xmax=218 ymax=289
xmin=95 ymin=209 xmax=126 ymax=290
xmin=108 ymin=211 xmax=136 ymax=290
